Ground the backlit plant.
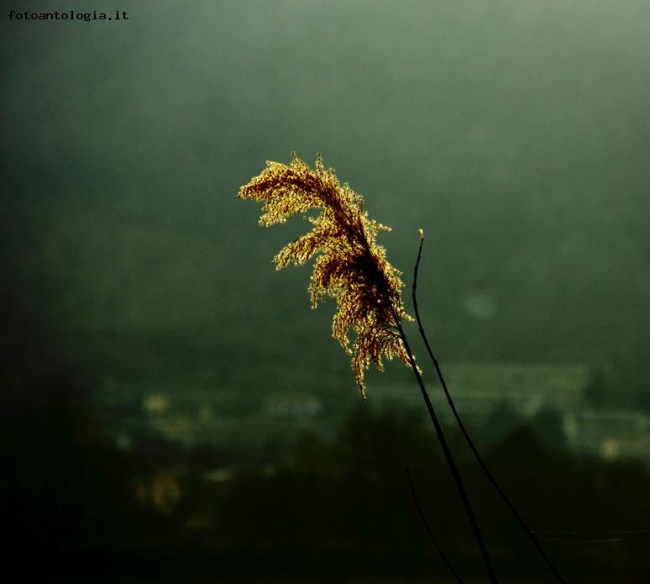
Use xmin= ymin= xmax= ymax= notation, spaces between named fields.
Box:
xmin=238 ymin=153 xmax=566 ymax=584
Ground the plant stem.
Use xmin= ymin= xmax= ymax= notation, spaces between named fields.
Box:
xmin=405 ymin=465 xmax=465 ymax=584
xmin=411 ymin=232 xmax=567 ymax=584
xmin=394 ymin=318 xmax=499 ymax=584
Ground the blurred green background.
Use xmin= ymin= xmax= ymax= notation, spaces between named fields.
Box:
xmin=2 ymin=1 xmax=650 ymax=581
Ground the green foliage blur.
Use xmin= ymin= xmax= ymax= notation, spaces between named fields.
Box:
xmin=3 ymin=269 xmax=649 ymax=583
xmin=5 ymin=363 xmax=650 ymax=581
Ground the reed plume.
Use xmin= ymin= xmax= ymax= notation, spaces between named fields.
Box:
xmin=238 ymin=154 xmax=567 ymax=584
xmin=238 ymin=153 xmax=413 ymax=397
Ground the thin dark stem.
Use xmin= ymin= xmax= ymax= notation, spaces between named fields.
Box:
xmin=394 ymin=317 xmax=499 ymax=584
xmin=405 ymin=465 xmax=465 ymax=584
xmin=411 ymin=231 xmax=567 ymax=584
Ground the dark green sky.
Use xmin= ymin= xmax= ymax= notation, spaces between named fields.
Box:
xmin=2 ymin=0 xmax=650 ymax=400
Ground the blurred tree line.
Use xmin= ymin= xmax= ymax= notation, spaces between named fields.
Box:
xmin=0 ymin=279 xmax=179 ymax=580
xmin=209 ymin=405 xmax=650 ymax=582
xmin=3 ymin=281 xmax=650 ymax=582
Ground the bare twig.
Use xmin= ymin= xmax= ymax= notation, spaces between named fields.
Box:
xmin=405 ymin=465 xmax=465 ymax=584
xmin=412 ymin=230 xmax=567 ymax=584
xmin=394 ymin=314 xmax=499 ymax=584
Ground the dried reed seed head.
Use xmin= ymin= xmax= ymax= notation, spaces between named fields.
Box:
xmin=238 ymin=154 xmax=414 ymax=397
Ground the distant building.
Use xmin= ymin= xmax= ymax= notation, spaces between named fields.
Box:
xmin=565 ymin=410 xmax=650 ymax=464
xmin=374 ymin=362 xmax=588 ymax=422
xmin=374 ymin=362 xmax=650 ymax=466
xmin=93 ymin=362 xmax=650 ymax=467
xmin=265 ymin=394 xmax=322 ymax=417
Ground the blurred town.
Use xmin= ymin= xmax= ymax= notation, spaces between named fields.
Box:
xmin=5 ymin=281 xmax=650 ymax=582
xmin=96 ymin=362 xmax=650 ymax=468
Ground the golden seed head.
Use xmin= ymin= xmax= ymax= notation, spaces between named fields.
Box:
xmin=238 ymin=153 xmax=413 ymax=397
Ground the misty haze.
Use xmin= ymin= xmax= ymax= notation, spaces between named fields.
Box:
xmin=2 ymin=1 xmax=650 ymax=582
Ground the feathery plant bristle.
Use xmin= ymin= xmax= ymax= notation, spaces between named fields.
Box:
xmin=238 ymin=153 xmax=413 ymax=397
